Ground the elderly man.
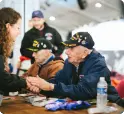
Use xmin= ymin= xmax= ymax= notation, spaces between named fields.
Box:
xmin=23 ymin=38 xmax=64 ymax=80
xmin=20 ymin=10 xmax=64 ymax=63
xmin=26 ymin=32 xmax=124 ymax=107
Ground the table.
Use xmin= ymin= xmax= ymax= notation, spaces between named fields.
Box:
xmin=0 ymin=97 xmax=123 ymax=114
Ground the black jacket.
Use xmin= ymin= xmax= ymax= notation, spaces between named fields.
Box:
xmin=0 ymin=55 xmax=26 ymax=95
xmin=20 ymin=23 xmax=64 ymax=63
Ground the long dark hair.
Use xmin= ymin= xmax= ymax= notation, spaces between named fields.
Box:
xmin=0 ymin=7 xmax=21 ymax=66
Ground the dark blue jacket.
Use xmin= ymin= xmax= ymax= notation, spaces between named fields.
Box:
xmin=40 ymin=49 xmax=121 ymax=103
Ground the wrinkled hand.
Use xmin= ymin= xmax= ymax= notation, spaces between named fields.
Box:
xmin=26 ymin=77 xmax=54 ymax=91
xmin=26 ymin=78 xmax=40 ymax=93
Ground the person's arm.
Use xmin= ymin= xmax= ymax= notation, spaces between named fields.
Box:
xmin=53 ymin=29 xmax=64 ymax=56
xmin=40 ymin=66 xmax=110 ymax=100
xmin=1 ymin=72 xmax=27 ymax=92
xmin=0 ymin=55 xmax=27 ymax=93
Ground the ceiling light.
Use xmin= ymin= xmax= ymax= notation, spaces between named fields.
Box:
xmin=0 ymin=0 xmax=2 ymax=2
xmin=95 ymin=2 xmax=102 ymax=8
xmin=122 ymin=0 xmax=124 ymax=2
xmin=49 ymin=16 xmax=56 ymax=21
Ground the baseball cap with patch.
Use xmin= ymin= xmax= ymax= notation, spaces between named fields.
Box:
xmin=62 ymin=32 xmax=95 ymax=49
xmin=27 ymin=38 xmax=52 ymax=52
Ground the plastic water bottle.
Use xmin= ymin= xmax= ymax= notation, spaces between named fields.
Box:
xmin=97 ymin=77 xmax=107 ymax=111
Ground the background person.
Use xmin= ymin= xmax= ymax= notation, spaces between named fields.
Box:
xmin=20 ymin=10 xmax=64 ymax=64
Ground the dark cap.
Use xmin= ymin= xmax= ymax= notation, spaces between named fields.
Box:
xmin=32 ymin=10 xmax=44 ymax=18
xmin=61 ymin=32 xmax=95 ymax=49
xmin=27 ymin=38 xmax=52 ymax=52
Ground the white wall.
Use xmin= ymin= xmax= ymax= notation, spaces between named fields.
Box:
xmin=72 ymin=19 xmax=124 ymax=51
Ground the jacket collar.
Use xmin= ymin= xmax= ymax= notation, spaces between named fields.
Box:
xmin=38 ymin=54 xmax=55 ymax=67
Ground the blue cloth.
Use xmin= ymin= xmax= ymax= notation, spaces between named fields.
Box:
xmin=45 ymin=99 xmax=91 ymax=111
